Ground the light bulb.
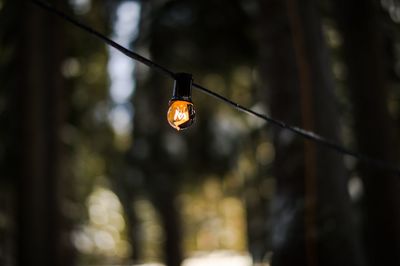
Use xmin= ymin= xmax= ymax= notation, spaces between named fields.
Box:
xmin=167 ymin=100 xmax=195 ymax=130
xmin=167 ymin=73 xmax=196 ymax=131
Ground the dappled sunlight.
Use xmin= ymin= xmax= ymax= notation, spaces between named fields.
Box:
xmin=133 ymin=263 xmax=164 ymax=266
xmin=62 ymin=57 xmax=82 ymax=78
xmin=72 ymin=186 xmax=131 ymax=260
xmin=132 ymin=252 xmax=261 ymax=266
xmin=107 ymin=1 xmax=141 ymax=146
xmin=245 ymin=103 xmax=268 ymax=129
xmin=348 ymin=176 xmax=363 ymax=201
xmin=70 ymin=0 xmax=91 ymax=14
xmin=202 ymin=74 xmax=226 ymax=94
xmin=133 ymin=199 xmax=164 ymax=261
xmin=182 ymin=251 xmax=253 ymax=266
xmin=231 ymin=66 xmax=253 ymax=106
xmin=181 ymin=177 xmax=247 ymax=253
xmin=108 ymin=104 xmax=134 ymax=137
xmin=256 ymin=142 xmax=275 ymax=166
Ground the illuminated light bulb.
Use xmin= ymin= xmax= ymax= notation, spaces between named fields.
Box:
xmin=167 ymin=73 xmax=196 ymax=131
xmin=167 ymin=100 xmax=195 ymax=130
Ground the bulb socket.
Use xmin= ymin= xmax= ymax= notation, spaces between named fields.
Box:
xmin=171 ymin=73 xmax=193 ymax=102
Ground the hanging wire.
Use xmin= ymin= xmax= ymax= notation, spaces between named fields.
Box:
xmin=30 ymin=0 xmax=400 ymax=175
xmin=31 ymin=0 xmax=175 ymax=79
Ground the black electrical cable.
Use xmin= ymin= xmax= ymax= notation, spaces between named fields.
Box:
xmin=30 ymin=0 xmax=400 ymax=175
xmin=31 ymin=0 xmax=175 ymax=79
xmin=193 ymin=83 xmax=400 ymax=174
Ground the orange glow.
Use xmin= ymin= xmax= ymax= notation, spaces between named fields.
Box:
xmin=167 ymin=100 xmax=195 ymax=130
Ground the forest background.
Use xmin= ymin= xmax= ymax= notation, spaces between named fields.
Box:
xmin=1 ymin=0 xmax=400 ymax=266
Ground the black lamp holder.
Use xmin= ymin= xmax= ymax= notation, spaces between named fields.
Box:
xmin=171 ymin=73 xmax=193 ymax=102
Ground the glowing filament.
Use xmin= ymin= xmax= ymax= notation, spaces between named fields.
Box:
xmin=167 ymin=100 xmax=195 ymax=131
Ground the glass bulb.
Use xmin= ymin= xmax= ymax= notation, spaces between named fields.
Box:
xmin=167 ymin=100 xmax=195 ymax=131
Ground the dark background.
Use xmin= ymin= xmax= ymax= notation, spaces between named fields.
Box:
xmin=1 ymin=0 xmax=400 ymax=265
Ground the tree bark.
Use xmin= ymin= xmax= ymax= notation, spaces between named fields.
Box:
xmin=258 ymin=0 xmax=362 ymax=265
xmin=333 ymin=0 xmax=400 ymax=265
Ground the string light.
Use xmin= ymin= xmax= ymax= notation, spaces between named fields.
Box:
xmin=30 ymin=0 xmax=400 ymax=175
xmin=167 ymin=73 xmax=196 ymax=130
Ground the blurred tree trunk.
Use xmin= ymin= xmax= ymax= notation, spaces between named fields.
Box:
xmin=131 ymin=71 xmax=184 ymax=266
xmin=152 ymin=188 xmax=183 ymax=266
xmin=114 ymin=174 xmax=142 ymax=262
xmin=333 ymin=0 xmax=400 ymax=265
xmin=243 ymin=131 xmax=271 ymax=262
xmin=258 ymin=0 xmax=362 ymax=265
xmin=0 ymin=2 xmax=18 ymax=265
xmin=15 ymin=2 xmax=71 ymax=266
